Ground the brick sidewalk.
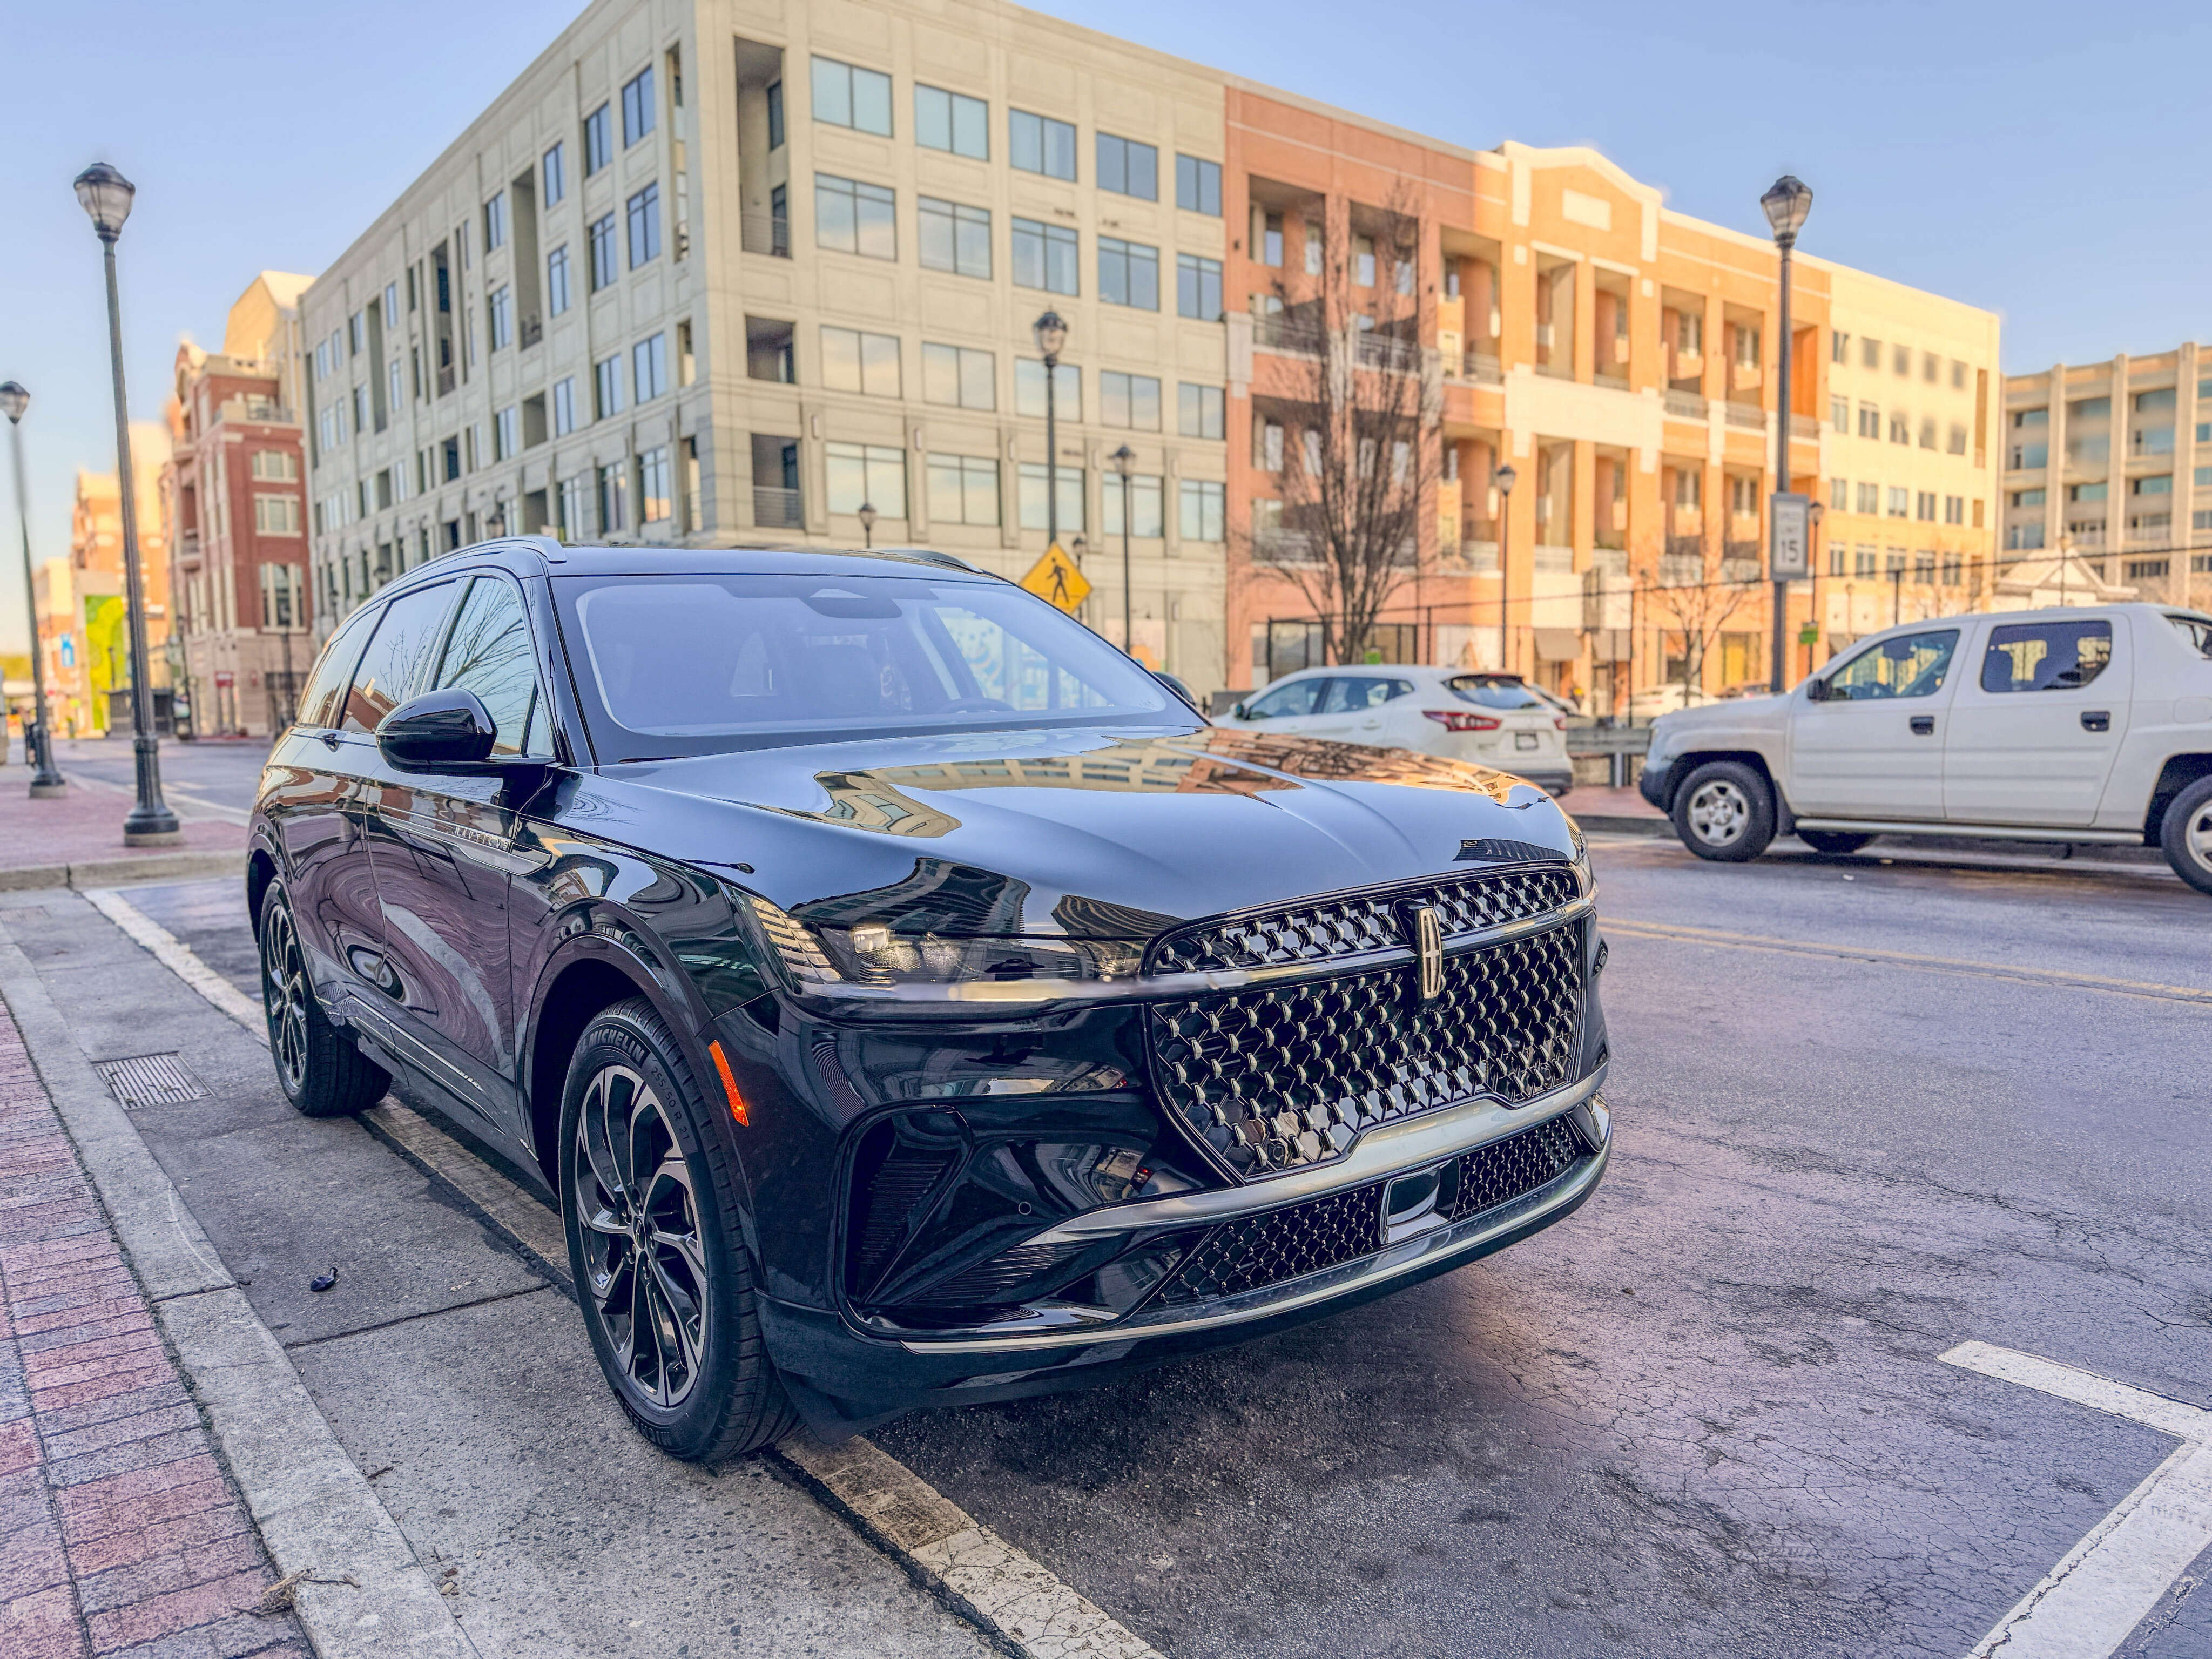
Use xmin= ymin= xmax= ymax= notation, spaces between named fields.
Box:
xmin=0 ymin=1002 xmax=305 ymax=1659
xmin=0 ymin=782 xmax=243 ymax=883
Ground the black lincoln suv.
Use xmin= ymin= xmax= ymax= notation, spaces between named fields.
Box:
xmin=247 ymin=538 xmax=1610 ymax=1460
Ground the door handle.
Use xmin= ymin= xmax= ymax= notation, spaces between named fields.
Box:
xmin=1910 ymin=715 xmax=1934 ymax=736
xmin=2081 ymin=710 xmax=2110 ymax=733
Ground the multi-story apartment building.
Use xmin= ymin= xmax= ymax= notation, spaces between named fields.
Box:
xmin=162 ymin=273 xmax=315 ymax=737
xmin=302 ymin=0 xmax=2002 ymax=709
xmin=302 ymin=0 xmax=1235 ymax=690
xmin=2001 ymin=345 xmax=2210 ymax=611
xmin=41 ymin=424 xmax=173 ymax=735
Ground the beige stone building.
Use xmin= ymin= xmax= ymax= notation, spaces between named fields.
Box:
xmin=302 ymin=0 xmax=1235 ymax=691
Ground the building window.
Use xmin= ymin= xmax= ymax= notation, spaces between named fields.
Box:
xmin=1096 ymin=133 xmax=1157 ymax=200
xmin=2005 ymin=523 xmax=2046 ymax=551
xmin=350 ymin=312 xmax=366 ymax=354
xmin=1009 ymin=109 xmax=1076 ymax=179
xmin=353 ymin=386 xmax=369 ymax=436
xmin=598 ymin=462 xmax=629 ymax=533
xmin=627 ymin=183 xmax=661 ymax=267
xmin=584 ymin=104 xmax=612 ymax=174
xmin=495 ymin=405 xmax=520 ymax=460
xmin=1861 ymin=336 xmax=1880 ymax=369
xmin=1102 ymin=473 xmax=1163 ymax=537
xmin=1179 ymin=478 xmax=1225 ymax=541
xmin=488 ymin=286 xmax=512 ymax=350
xmin=388 ymin=358 xmax=402 ymax=410
xmin=2133 ymin=474 xmax=2173 ymax=496
xmin=558 ymin=473 xmax=589 ymax=541
xmin=826 ymin=441 xmax=907 ymax=517
xmin=484 ymin=191 xmax=507 ymax=251
xmin=1892 ymin=343 xmax=1910 ymax=376
xmin=820 ymin=325 xmax=900 ymax=397
xmin=253 ymin=494 xmax=301 ymax=536
xmin=812 ymin=55 xmax=891 ymax=136
xmin=249 ymin=450 xmax=298 ymax=481
xmin=547 ymin=246 xmax=570 ymax=315
xmin=1176 ymin=154 xmax=1222 ymax=216
xmin=918 ymin=197 xmax=990 ymax=278
xmin=1179 ymin=382 xmax=1224 ymax=440
xmin=1915 ymin=490 xmax=1937 ymax=522
xmin=921 ymin=342 xmax=995 ymax=410
xmin=1255 ymin=210 xmax=1283 ymax=268
xmin=543 ymin=142 xmax=565 ymax=206
xmin=1012 ymin=218 xmax=1078 ymax=294
xmin=926 ymin=454 xmax=1000 ymax=526
xmin=552 ymin=376 xmax=576 ymax=436
xmin=1831 ymin=331 xmax=1848 ymax=363
xmin=639 ymin=445 xmax=672 ymax=523
xmin=1921 ymin=351 xmax=1938 ymax=383
xmin=766 ymin=79 xmax=785 ymax=147
xmin=1889 ymin=412 xmax=1911 ymax=445
xmin=382 ymin=282 xmax=400 ymax=329
xmin=1354 ymin=235 xmax=1377 ymax=289
xmin=2013 ymin=407 xmax=2048 ymax=428
xmin=1887 ymin=487 xmax=1909 ymax=518
xmin=915 ymin=84 xmax=987 ymax=158
xmin=622 ymin=66 xmax=655 ymax=147
xmin=1944 ymin=494 xmax=1965 ymax=525
xmin=1017 ymin=463 xmax=1084 ymax=531
xmin=816 ymin=174 xmax=896 ymax=259
xmin=1015 ymin=359 xmax=1080 ymax=420
xmin=1100 ymin=371 xmax=1161 ymax=431
xmin=1304 ymin=220 xmax=1324 ymax=276
xmin=1098 ymin=236 xmax=1159 ymax=309
xmin=1947 ymin=422 xmax=1966 ymax=455
xmin=1919 ymin=416 xmax=1938 ymax=449
xmin=594 ymin=354 xmax=622 ymax=420
xmin=589 ymin=214 xmax=617 ymax=289
xmin=1828 ymin=477 xmax=1847 ymax=510
xmin=1177 ymin=254 xmax=1223 ymax=321
xmin=633 ymin=332 xmax=668 ymax=402
xmin=1830 ymin=396 xmax=1848 ymax=433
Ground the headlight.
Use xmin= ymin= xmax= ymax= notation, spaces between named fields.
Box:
xmin=749 ymin=896 xmax=1143 ymax=989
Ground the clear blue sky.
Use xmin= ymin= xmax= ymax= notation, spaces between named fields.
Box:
xmin=5 ymin=0 xmax=2207 ymax=653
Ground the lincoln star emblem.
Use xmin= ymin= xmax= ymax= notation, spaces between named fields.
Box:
xmin=1410 ymin=905 xmax=1444 ymax=1001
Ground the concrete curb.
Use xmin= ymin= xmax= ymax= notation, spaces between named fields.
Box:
xmin=0 ymin=897 xmax=480 ymax=1659
xmin=1573 ymin=812 xmax=1671 ymax=838
xmin=0 ymin=849 xmax=244 ymax=893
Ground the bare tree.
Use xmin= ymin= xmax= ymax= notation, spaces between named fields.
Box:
xmin=1648 ymin=554 xmax=1755 ymax=707
xmin=1240 ymin=187 xmax=1441 ymax=667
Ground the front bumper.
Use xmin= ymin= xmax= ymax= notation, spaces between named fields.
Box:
xmin=763 ymin=1073 xmax=1611 ymax=1432
xmin=1637 ymin=755 xmax=1674 ymax=812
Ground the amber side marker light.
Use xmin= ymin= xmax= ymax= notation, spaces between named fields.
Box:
xmin=707 ymin=1040 xmax=750 ymax=1126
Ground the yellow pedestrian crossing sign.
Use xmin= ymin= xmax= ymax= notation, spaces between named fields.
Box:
xmin=1019 ymin=543 xmax=1091 ymax=613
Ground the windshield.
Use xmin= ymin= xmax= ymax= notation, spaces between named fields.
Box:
xmin=555 ymin=572 xmax=1182 ymax=759
xmin=1445 ymin=675 xmax=1546 ymax=711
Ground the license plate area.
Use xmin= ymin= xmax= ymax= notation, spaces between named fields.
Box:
xmin=1515 ymin=731 xmax=1540 ymax=751
xmin=1382 ymin=1159 xmax=1461 ymax=1244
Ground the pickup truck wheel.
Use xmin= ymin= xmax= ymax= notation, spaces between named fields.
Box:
xmin=1671 ymin=760 xmax=1775 ymax=863
xmin=2160 ymin=777 xmax=2212 ymax=897
xmin=1799 ymin=831 xmax=1874 ymax=857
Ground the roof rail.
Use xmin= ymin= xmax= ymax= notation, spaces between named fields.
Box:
xmin=872 ymin=546 xmax=995 ymax=576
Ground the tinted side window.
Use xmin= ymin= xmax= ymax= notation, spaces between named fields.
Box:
xmin=1981 ymin=620 xmax=2113 ymax=693
xmin=1323 ymin=677 xmax=1413 ymax=712
xmin=1446 ymin=675 xmax=1543 ymax=711
xmin=340 ymin=581 xmax=457 ymax=733
xmin=293 ymin=606 xmax=380 ymax=729
xmin=1245 ymin=678 xmax=1326 ymax=720
xmin=434 ymin=577 xmax=549 ymax=758
xmin=1824 ymin=630 xmax=1958 ymax=700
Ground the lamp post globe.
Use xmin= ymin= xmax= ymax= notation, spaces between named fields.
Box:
xmin=1759 ymin=174 xmax=1813 ymax=248
xmin=77 ymin=159 xmax=178 ymax=843
xmin=857 ymin=501 xmax=877 ymax=549
xmin=3 ymin=380 xmax=68 ymax=794
xmin=1494 ymin=462 xmax=1518 ymax=676
xmin=1761 ymin=173 xmax=1812 ymax=694
xmin=1031 ymin=310 xmax=1068 ymax=365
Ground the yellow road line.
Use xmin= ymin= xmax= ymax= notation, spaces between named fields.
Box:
xmin=1603 ymin=917 xmax=2212 ymax=1007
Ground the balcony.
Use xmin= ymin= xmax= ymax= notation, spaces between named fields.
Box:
xmin=752 ymin=485 xmax=803 ymax=529
xmin=1462 ymin=353 xmax=1502 ymax=385
xmin=1719 ymin=557 xmax=1763 ymax=584
xmin=1790 ymin=414 xmax=1818 ymax=439
xmin=1724 ymin=402 xmax=1765 ymax=431
xmin=520 ymin=315 xmax=544 ymax=350
xmin=1533 ymin=544 xmax=1574 ymax=575
xmin=1254 ymin=315 xmax=1325 ymax=358
xmin=1663 ymin=389 xmax=1707 ymax=421
xmin=214 ymin=397 xmax=293 ymax=427
xmin=1658 ymin=552 xmax=1704 ymax=587
xmin=1354 ymin=333 xmax=1421 ymax=375
xmin=1252 ymin=527 xmax=1320 ymax=564
xmin=1594 ymin=372 xmax=1629 ymax=391
xmin=741 ymin=213 xmax=791 ymax=258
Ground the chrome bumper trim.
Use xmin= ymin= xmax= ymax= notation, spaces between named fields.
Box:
xmin=898 ymin=1126 xmax=1609 ymax=1355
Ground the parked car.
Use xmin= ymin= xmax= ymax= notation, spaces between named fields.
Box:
xmin=1638 ymin=603 xmax=2212 ymax=894
xmin=247 ymin=541 xmax=1611 ymax=1457
xmin=1217 ymin=665 xmax=1574 ymax=796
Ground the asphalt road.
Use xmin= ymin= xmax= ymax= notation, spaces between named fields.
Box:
xmin=14 ymin=838 xmax=2211 ymax=1657
xmin=17 ymin=733 xmax=275 ymax=819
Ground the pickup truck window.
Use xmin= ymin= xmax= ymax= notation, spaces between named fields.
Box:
xmin=1980 ymin=620 xmax=2112 ymax=693
xmin=2168 ymin=615 xmax=2212 ymax=658
xmin=1823 ymin=630 xmax=1958 ymax=700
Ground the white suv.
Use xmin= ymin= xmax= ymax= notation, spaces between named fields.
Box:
xmin=1638 ymin=603 xmax=2212 ymax=894
xmin=1219 ymin=665 xmax=1573 ymax=795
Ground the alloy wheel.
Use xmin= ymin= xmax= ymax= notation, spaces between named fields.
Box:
xmin=2189 ymin=800 xmax=2212 ymax=875
xmin=572 ymin=1063 xmax=711 ymax=1409
xmin=261 ymin=902 xmax=309 ymax=1090
xmin=1686 ymin=779 xmax=1750 ymax=847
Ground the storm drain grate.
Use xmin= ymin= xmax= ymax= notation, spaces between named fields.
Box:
xmin=95 ymin=1053 xmax=206 ymax=1109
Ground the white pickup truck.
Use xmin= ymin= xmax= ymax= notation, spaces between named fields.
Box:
xmin=1637 ymin=603 xmax=2212 ymax=894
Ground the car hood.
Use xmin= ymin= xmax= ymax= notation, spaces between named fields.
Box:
xmin=568 ymin=723 xmax=1576 ymax=936
xmin=1653 ymin=692 xmax=1788 ymax=742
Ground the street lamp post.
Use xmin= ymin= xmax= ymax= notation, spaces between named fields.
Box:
xmin=1109 ymin=444 xmax=1136 ymax=655
xmin=1033 ymin=311 xmax=1068 ymax=551
xmin=1494 ymin=461 xmax=1518 ymax=674
xmin=1761 ymin=173 xmax=1813 ymax=695
xmin=1 ymin=382 xmax=66 ymax=795
xmin=1806 ymin=498 xmax=1825 ymax=679
xmin=857 ymin=501 xmax=876 ymax=549
xmin=75 ymin=163 xmax=178 ymax=844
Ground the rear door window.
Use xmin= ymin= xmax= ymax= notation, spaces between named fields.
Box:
xmin=1980 ymin=619 xmax=2112 ymax=693
xmin=1244 ymin=678 xmax=1327 ymax=719
xmin=339 ymin=581 xmax=459 ymax=733
xmin=1321 ymin=677 xmax=1413 ymax=712
xmin=1823 ymin=630 xmax=1959 ymax=700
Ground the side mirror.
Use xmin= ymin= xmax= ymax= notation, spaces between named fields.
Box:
xmin=1230 ymin=703 xmax=1250 ymax=721
xmin=377 ymin=688 xmax=500 ymax=772
xmin=1804 ymin=678 xmax=1830 ymax=703
xmin=1152 ymin=670 xmax=1203 ymax=714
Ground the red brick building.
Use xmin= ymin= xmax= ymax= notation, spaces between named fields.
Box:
xmin=162 ymin=273 xmax=314 ymax=736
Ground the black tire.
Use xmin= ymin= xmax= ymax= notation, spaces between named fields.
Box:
xmin=2159 ymin=776 xmax=2212 ymax=898
xmin=258 ymin=880 xmax=389 ymax=1118
xmin=1799 ymin=830 xmax=1874 ymax=857
xmin=559 ymin=997 xmax=797 ymax=1462
xmin=1670 ymin=760 xmax=1776 ymax=863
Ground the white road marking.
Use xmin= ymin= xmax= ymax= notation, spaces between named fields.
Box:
xmin=1941 ymin=1340 xmax=2212 ymax=1658
xmin=65 ymin=768 xmax=253 ymax=826
xmin=84 ymin=880 xmax=1164 ymax=1659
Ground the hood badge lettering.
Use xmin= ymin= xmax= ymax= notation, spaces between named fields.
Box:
xmin=1409 ymin=906 xmax=1444 ymax=1002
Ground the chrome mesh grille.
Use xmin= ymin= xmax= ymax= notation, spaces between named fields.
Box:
xmin=1147 ymin=865 xmax=1576 ymax=975
xmin=1149 ymin=922 xmax=1583 ymax=1179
